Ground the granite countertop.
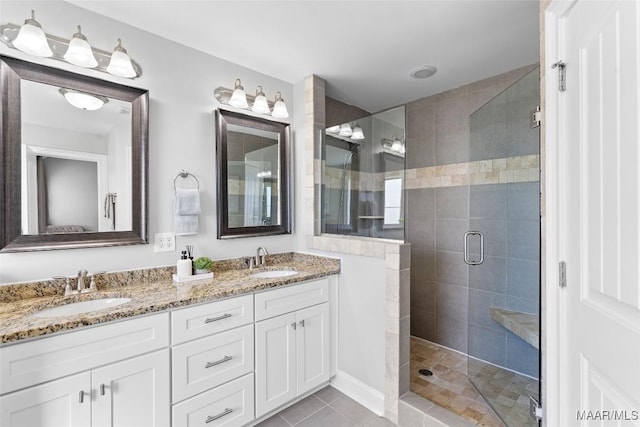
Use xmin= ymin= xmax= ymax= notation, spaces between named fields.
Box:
xmin=0 ymin=252 xmax=340 ymax=345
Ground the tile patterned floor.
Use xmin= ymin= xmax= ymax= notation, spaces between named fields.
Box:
xmin=410 ymin=336 xmax=539 ymax=427
xmin=257 ymin=386 xmax=395 ymax=427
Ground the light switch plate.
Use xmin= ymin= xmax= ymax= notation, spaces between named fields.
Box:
xmin=154 ymin=232 xmax=175 ymax=252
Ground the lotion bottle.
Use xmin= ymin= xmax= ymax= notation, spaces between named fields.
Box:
xmin=177 ymin=251 xmax=192 ymax=278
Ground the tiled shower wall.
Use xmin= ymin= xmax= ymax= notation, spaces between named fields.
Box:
xmin=407 ymin=64 xmax=540 ymax=377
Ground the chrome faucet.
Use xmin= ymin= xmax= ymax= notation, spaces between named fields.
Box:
xmin=256 ymin=246 xmax=269 ymax=267
xmin=76 ymin=270 xmax=88 ymax=292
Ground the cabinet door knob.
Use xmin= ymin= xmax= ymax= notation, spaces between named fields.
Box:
xmin=299 ymin=319 xmax=305 ymax=327
xmin=291 ymin=322 xmax=297 ymax=330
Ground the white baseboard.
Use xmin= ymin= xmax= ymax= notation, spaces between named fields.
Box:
xmin=330 ymin=371 xmax=385 ymax=416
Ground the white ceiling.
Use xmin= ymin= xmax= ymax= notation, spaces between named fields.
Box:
xmin=67 ymin=0 xmax=539 ymax=113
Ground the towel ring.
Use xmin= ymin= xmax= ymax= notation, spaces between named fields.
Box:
xmin=174 ymin=170 xmax=200 ymax=191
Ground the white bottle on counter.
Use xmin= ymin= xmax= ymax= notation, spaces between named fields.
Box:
xmin=177 ymin=251 xmax=192 ymax=278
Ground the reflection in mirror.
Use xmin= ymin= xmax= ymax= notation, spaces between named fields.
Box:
xmin=21 ymin=80 xmax=133 ymax=234
xmin=216 ymin=110 xmax=290 ymax=239
xmin=0 ymin=55 xmax=149 ymax=252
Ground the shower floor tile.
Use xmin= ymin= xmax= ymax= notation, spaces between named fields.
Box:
xmin=410 ymin=336 xmax=538 ymax=426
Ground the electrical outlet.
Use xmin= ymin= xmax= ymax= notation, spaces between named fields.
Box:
xmin=154 ymin=232 xmax=175 ymax=253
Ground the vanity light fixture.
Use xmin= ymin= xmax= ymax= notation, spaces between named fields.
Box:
xmin=63 ymin=26 xmax=98 ymax=68
xmin=351 ymin=124 xmax=365 ymax=140
xmin=11 ymin=10 xmax=52 ymax=57
xmin=59 ymin=88 xmax=109 ymax=111
xmin=106 ymin=39 xmax=136 ymax=78
xmin=271 ymin=92 xmax=289 ymax=119
xmin=381 ymin=135 xmax=405 ymax=156
xmin=251 ymin=85 xmax=270 ymax=114
xmin=229 ymin=79 xmax=249 ymax=108
xmin=339 ymin=123 xmax=353 ymax=137
xmin=214 ymin=81 xmax=289 ymax=120
xmin=0 ymin=11 xmax=142 ymax=78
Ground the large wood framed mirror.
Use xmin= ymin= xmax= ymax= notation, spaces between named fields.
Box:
xmin=0 ymin=55 xmax=149 ymax=252
xmin=215 ymin=109 xmax=291 ymax=239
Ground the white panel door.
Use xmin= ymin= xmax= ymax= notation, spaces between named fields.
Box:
xmin=255 ymin=312 xmax=297 ymax=417
xmin=92 ymin=350 xmax=170 ymax=427
xmin=0 ymin=372 xmax=91 ymax=427
xmin=558 ymin=0 xmax=640 ymax=424
xmin=296 ymin=303 xmax=330 ymax=395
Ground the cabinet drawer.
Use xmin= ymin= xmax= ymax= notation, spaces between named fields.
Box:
xmin=172 ymin=295 xmax=253 ymax=344
xmin=0 ymin=313 xmax=169 ymax=395
xmin=172 ymin=373 xmax=254 ymax=427
xmin=172 ymin=324 xmax=254 ymax=403
xmin=255 ymin=278 xmax=329 ymax=321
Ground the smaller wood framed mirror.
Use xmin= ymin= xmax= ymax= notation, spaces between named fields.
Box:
xmin=215 ymin=109 xmax=291 ymax=239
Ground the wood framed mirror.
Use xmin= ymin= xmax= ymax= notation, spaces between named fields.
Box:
xmin=215 ymin=109 xmax=291 ymax=239
xmin=0 ymin=55 xmax=149 ymax=252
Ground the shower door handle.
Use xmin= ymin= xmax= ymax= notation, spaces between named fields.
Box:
xmin=463 ymin=231 xmax=484 ymax=265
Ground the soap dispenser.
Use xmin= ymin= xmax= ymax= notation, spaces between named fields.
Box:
xmin=177 ymin=251 xmax=192 ymax=278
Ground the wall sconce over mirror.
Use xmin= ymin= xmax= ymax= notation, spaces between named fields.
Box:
xmin=381 ymin=135 xmax=405 ymax=157
xmin=215 ymin=79 xmax=289 ymax=119
xmin=326 ymin=122 xmax=366 ymax=141
xmin=0 ymin=10 xmax=141 ymax=78
xmin=215 ymin=109 xmax=291 ymax=239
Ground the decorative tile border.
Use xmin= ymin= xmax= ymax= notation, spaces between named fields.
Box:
xmin=322 ymin=154 xmax=538 ymax=192
xmin=405 ymin=154 xmax=539 ymax=189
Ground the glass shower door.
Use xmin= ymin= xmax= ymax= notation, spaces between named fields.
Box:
xmin=466 ymin=67 xmax=541 ymax=427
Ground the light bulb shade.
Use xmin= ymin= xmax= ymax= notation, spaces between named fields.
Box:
xmin=326 ymin=125 xmax=341 ymax=133
xmin=351 ymin=125 xmax=365 ymax=140
xmin=252 ymin=86 xmax=270 ymax=114
xmin=229 ymin=79 xmax=248 ymax=108
xmin=271 ymin=92 xmax=288 ymax=118
xmin=12 ymin=12 xmax=52 ymax=57
xmin=391 ymin=138 xmax=403 ymax=152
xmin=59 ymin=88 xmax=108 ymax=110
xmin=107 ymin=40 xmax=136 ymax=78
xmin=339 ymin=123 xmax=353 ymax=137
xmin=63 ymin=26 xmax=98 ymax=68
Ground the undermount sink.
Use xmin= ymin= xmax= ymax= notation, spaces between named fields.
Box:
xmin=33 ymin=297 xmax=132 ymax=318
xmin=251 ymin=270 xmax=298 ymax=279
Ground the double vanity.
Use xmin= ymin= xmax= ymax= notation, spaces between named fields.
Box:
xmin=0 ymin=253 xmax=340 ymax=426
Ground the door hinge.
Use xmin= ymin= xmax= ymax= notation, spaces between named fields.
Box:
xmin=559 ymin=261 xmax=567 ymax=288
xmin=551 ymin=61 xmax=566 ymax=92
xmin=530 ymin=106 xmax=541 ymax=128
xmin=530 ymin=396 xmax=543 ymax=422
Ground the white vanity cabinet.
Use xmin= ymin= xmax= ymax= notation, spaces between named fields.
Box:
xmin=0 ymin=313 xmax=170 ymax=427
xmin=170 ymin=295 xmax=255 ymax=427
xmin=254 ymin=279 xmax=331 ymax=417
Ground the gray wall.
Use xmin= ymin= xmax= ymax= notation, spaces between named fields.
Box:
xmin=43 ymin=157 xmax=98 ymax=231
xmin=406 ymin=65 xmax=540 ymax=378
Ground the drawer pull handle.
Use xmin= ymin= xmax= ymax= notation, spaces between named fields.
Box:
xmin=291 ymin=322 xmax=296 ymax=330
xmin=206 ymin=408 xmax=233 ymax=423
xmin=100 ymin=384 xmax=107 ymax=396
xmin=205 ymin=355 xmax=232 ymax=369
xmin=79 ymin=390 xmax=85 ymax=404
xmin=299 ymin=319 xmax=305 ymax=327
xmin=205 ymin=313 xmax=232 ymax=323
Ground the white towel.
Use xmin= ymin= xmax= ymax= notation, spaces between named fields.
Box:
xmin=174 ymin=214 xmax=199 ymax=235
xmin=174 ymin=189 xmax=201 ymax=215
